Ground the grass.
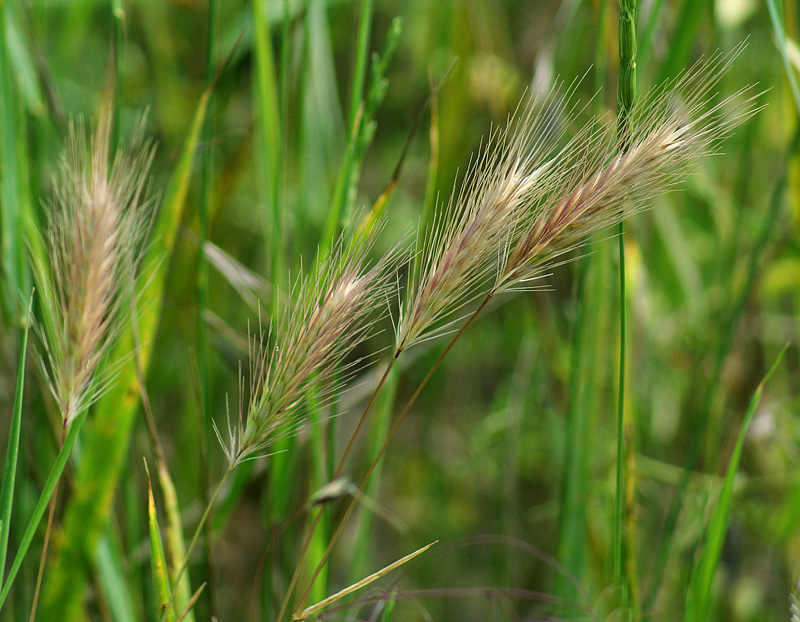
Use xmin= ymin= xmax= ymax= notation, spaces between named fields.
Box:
xmin=0 ymin=2 xmax=798 ymax=622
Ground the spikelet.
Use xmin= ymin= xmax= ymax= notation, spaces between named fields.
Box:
xmin=396 ymin=46 xmax=758 ymax=352
xmin=495 ymin=48 xmax=759 ymax=293
xmin=218 ymin=223 xmax=401 ymax=466
xmin=396 ymin=86 xmax=577 ymax=351
xmin=36 ymin=112 xmax=156 ymax=426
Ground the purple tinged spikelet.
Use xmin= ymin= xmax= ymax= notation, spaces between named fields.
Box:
xmin=396 ymin=46 xmax=759 ymax=351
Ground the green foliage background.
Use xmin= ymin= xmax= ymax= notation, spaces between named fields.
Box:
xmin=1 ymin=0 xmax=799 ymax=621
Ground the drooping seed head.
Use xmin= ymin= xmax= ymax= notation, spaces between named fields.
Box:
xmin=494 ymin=46 xmax=760 ymax=293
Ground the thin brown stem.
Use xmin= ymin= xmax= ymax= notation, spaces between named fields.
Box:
xmin=276 ymin=353 xmax=399 ymax=622
xmin=28 ymin=419 xmax=67 ymax=622
xmin=292 ymin=293 xmax=492 ymax=618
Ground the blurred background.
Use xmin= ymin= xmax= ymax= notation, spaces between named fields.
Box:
xmin=0 ymin=0 xmax=799 ymax=621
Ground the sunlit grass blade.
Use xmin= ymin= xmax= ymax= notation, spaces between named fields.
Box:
xmin=145 ymin=461 xmax=176 ymax=622
xmin=0 ymin=293 xmax=33 ymax=587
xmin=295 ymin=541 xmax=437 ymax=621
xmin=686 ymin=345 xmax=788 ymax=622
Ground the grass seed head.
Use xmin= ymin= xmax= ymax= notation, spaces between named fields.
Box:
xmin=37 ymin=111 xmax=156 ymax=426
xmin=494 ymin=47 xmax=760 ymax=293
xmin=396 ymin=87 xmax=575 ymax=351
xmin=221 ymin=223 xmax=401 ymax=466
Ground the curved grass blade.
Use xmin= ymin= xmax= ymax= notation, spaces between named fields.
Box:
xmin=686 ymin=345 xmax=788 ymax=622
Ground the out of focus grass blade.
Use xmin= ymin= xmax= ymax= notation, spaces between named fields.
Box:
xmin=686 ymin=345 xmax=787 ymax=622
xmin=0 ymin=1 xmax=30 ymax=322
xmin=0 ymin=293 xmax=32 ymax=586
xmin=95 ymin=533 xmax=138 ymax=622
xmin=252 ymin=0 xmax=282 ymax=293
xmin=0 ymin=407 xmax=89 ymax=609
xmin=766 ymin=0 xmax=800 ymax=115
xmin=655 ymin=0 xmax=712 ymax=83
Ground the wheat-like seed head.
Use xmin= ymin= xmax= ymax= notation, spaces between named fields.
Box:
xmin=396 ymin=86 xmax=580 ymax=351
xmin=495 ymin=47 xmax=760 ymax=293
xmin=219 ymin=223 xmax=402 ymax=466
xmin=36 ymin=111 xmax=156 ymax=425
xmin=396 ymin=46 xmax=758 ymax=351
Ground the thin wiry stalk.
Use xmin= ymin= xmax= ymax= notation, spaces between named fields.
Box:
xmin=218 ymin=222 xmax=402 ymax=467
xmin=35 ymin=111 xmax=156 ymax=427
xmin=615 ymin=0 xmax=637 ymax=598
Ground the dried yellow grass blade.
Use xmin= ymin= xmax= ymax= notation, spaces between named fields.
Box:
xmin=293 ymin=540 xmax=437 ymax=621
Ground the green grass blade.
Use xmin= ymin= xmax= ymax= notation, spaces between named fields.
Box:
xmin=157 ymin=462 xmax=194 ymax=622
xmin=687 ymin=346 xmax=787 ymax=622
xmin=38 ymin=89 xmax=211 ymax=621
xmin=95 ymin=532 xmax=138 ymax=622
xmin=766 ymin=0 xmax=800 ymax=115
xmin=0 ymin=407 xmax=89 ymax=609
xmin=0 ymin=1 xmax=28 ymax=323
xmin=0 ymin=293 xmax=32 ymax=585
xmin=251 ymin=0 xmax=283 ymax=295
xmin=146 ymin=463 xmax=176 ymax=622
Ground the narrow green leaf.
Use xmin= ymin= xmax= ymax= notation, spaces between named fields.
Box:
xmin=95 ymin=533 xmax=138 ymax=622
xmin=145 ymin=462 xmax=175 ymax=622
xmin=0 ymin=292 xmax=33 ymax=586
xmin=0 ymin=407 xmax=90 ymax=609
xmin=687 ymin=345 xmax=788 ymax=622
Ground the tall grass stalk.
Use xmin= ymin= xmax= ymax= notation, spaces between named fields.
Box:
xmin=195 ymin=0 xmax=218 ymax=615
xmin=615 ymin=0 xmax=636 ymax=597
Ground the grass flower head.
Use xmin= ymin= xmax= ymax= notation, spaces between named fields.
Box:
xmin=37 ymin=112 xmax=156 ymax=426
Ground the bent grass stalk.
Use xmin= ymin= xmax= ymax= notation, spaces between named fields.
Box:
xmin=164 ymin=223 xmax=398 ymax=620
xmin=290 ymin=49 xmax=758 ymax=618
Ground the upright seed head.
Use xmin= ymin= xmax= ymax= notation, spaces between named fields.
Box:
xmin=37 ymin=111 xmax=157 ymax=425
